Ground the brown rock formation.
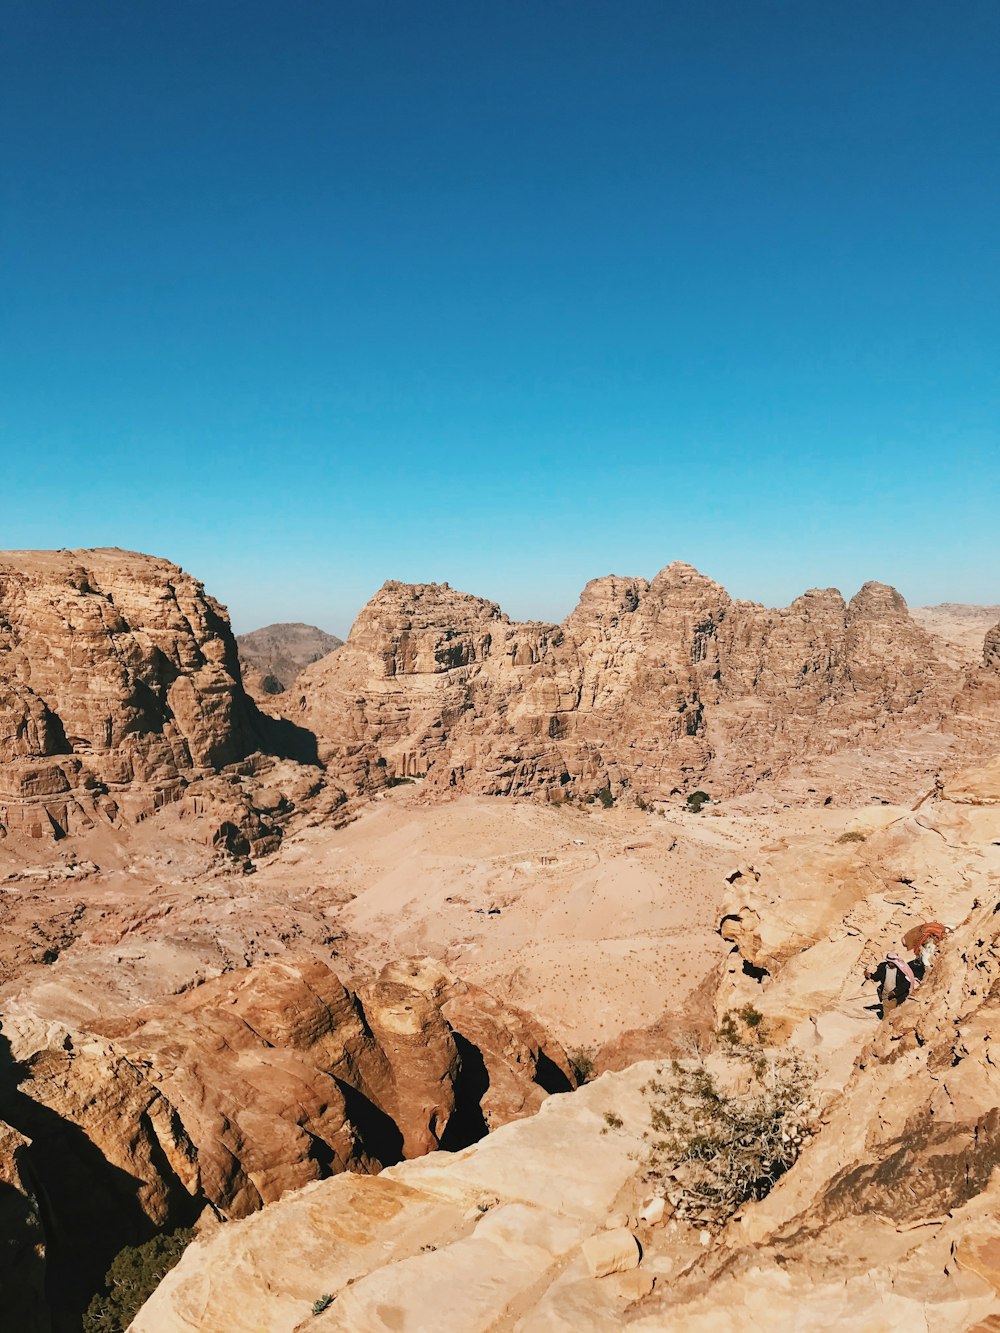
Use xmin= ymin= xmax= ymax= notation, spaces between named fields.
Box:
xmin=0 ymin=954 xmax=571 ymax=1326
xmin=283 ymin=580 xmax=554 ymax=790
xmin=284 ymin=563 xmax=955 ymax=804
xmin=0 ymin=1117 xmax=48 ymax=1331
xmin=236 ymin=623 xmax=343 ymax=697
xmin=984 ymin=621 xmax=1000 ymax=670
xmin=0 ymin=548 xmax=324 ymax=850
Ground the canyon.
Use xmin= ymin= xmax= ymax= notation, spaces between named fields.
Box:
xmin=0 ymin=548 xmax=997 ymax=1330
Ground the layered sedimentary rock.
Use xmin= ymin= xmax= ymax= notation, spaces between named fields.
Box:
xmin=285 ymin=563 xmax=956 ymax=802
xmin=283 ymin=580 xmax=554 ymax=790
xmin=0 ymin=548 xmax=319 ymax=848
xmin=0 ymin=955 xmax=571 ymax=1325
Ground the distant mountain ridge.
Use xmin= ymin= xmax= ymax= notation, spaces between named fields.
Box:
xmin=282 ymin=565 xmax=1000 ymax=802
xmin=237 ymin=622 xmax=343 ymax=694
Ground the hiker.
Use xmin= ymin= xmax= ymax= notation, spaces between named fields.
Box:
xmin=865 ymin=950 xmax=922 ymax=1016
xmin=865 ymin=922 xmax=947 ymax=1017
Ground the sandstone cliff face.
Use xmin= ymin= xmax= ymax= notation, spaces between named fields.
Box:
xmin=0 ymin=1117 xmax=48 ymax=1331
xmin=284 ymin=563 xmax=953 ymax=803
xmin=286 ymin=581 xmax=554 ymax=789
xmin=984 ymin=621 xmax=1000 ymax=670
xmin=0 ymin=548 xmax=322 ymax=850
xmin=0 ymin=954 xmax=571 ymax=1326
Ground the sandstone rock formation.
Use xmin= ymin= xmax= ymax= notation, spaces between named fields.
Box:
xmin=237 ymin=623 xmax=343 ymax=697
xmin=984 ymin=620 xmax=1000 ymax=670
xmin=0 ymin=953 xmax=570 ymax=1326
xmin=0 ymin=1117 xmax=47 ymax=1331
xmin=130 ymin=1059 xmax=662 ymax=1333
xmin=0 ymin=549 xmax=323 ymax=850
xmin=132 ymin=770 xmax=1000 ymax=1332
xmin=284 ymin=563 xmax=961 ymax=804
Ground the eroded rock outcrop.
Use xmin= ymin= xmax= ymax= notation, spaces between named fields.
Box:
xmin=283 ymin=563 xmax=955 ymax=803
xmin=0 ymin=954 xmax=571 ymax=1327
xmin=237 ymin=623 xmax=343 ymax=698
xmin=0 ymin=548 xmax=323 ymax=849
xmin=0 ymin=1117 xmax=48 ymax=1331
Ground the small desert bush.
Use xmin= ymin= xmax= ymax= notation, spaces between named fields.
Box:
xmin=83 ymin=1228 xmax=195 ymax=1333
xmin=312 ymin=1294 xmax=335 ymax=1315
xmin=596 ymin=786 xmax=615 ymax=809
xmin=568 ymin=1046 xmax=596 ymax=1085
xmin=686 ymin=790 xmax=710 ymax=813
xmin=643 ymin=1043 xmax=815 ymax=1228
xmin=717 ymin=1005 xmax=767 ymax=1047
xmin=836 ymin=830 xmax=866 ymax=844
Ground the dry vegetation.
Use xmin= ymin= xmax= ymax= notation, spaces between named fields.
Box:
xmin=640 ymin=1018 xmax=817 ymax=1227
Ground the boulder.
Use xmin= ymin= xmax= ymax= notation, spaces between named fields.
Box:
xmin=581 ymin=1227 xmax=641 ymax=1278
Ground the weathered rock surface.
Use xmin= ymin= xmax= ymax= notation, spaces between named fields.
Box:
xmin=284 ymin=564 xmax=970 ymax=804
xmin=0 ymin=1116 xmax=48 ymax=1332
xmin=237 ymin=623 xmax=343 ymax=697
xmin=131 ymin=1061 xmax=659 ymax=1333
xmin=0 ymin=953 xmax=570 ymax=1326
xmin=0 ymin=548 xmax=326 ymax=850
xmin=132 ymin=781 xmax=1000 ymax=1332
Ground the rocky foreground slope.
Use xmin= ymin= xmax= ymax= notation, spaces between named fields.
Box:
xmin=133 ymin=763 xmax=1000 ymax=1331
xmin=0 ymin=952 xmax=571 ymax=1328
xmin=281 ymin=563 xmax=998 ymax=804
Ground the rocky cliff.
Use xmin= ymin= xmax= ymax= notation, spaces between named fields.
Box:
xmin=283 ymin=562 xmax=959 ymax=804
xmin=0 ymin=954 xmax=571 ymax=1327
xmin=0 ymin=548 xmax=322 ymax=850
xmin=237 ymin=623 xmax=343 ymax=697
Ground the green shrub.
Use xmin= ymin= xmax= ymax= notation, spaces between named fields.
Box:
xmin=596 ymin=786 xmax=614 ymax=809
xmin=686 ymin=790 xmax=710 ymax=813
xmin=312 ymin=1294 xmax=335 ymax=1314
xmin=83 ymin=1228 xmax=195 ymax=1333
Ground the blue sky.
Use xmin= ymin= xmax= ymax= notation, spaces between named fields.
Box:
xmin=2 ymin=2 xmax=997 ymax=635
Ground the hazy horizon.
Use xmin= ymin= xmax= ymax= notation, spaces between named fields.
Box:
xmin=3 ymin=2 xmax=997 ymax=633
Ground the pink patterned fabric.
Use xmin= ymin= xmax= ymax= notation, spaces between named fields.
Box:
xmin=887 ymin=952 xmax=918 ymax=988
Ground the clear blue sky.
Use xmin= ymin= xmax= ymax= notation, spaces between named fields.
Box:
xmin=2 ymin=2 xmax=997 ymax=635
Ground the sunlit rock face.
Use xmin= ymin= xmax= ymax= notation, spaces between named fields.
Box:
xmin=0 ymin=548 xmax=264 ymax=838
xmin=285 ymin=562 xmax=952 ymax=802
